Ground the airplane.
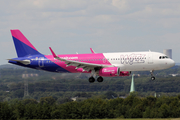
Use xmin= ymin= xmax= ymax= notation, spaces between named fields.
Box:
xmin=8 ymin=29 xmax=175 ymax=83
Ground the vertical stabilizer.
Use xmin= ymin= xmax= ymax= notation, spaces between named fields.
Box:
xmin=11 ymin=29 xmax=41 ymax=57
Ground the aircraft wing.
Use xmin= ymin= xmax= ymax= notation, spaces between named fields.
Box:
xmin=49 ymin=47 xmax=112 ymax=72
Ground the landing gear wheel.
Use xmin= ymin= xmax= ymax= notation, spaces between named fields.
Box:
xmin=89 ymin=77 xmax=95 ymax=83
xmin=151 ymin=76 xmax=155 ymax=81
xmin=150 ymin=70 xmax=155 ymax=81
xmin=97 ymin=76 xmax=103 ymax=82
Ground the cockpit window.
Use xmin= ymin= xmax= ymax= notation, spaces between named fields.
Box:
xmin=159 ymin=56 xmax=169 ymax=59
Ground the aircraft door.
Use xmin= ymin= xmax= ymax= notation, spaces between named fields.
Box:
xmin=38 ymin=57 xmax=44 ymax=67
xmin=148 ymin=53 xmax=153 ymax=64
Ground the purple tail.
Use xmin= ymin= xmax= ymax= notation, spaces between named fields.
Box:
xmin=11 ymin=29 xmax=41 ymax=57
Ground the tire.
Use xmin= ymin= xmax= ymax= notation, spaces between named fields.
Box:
xmin=97 ymin=76 xmax=103 ymax=82
xmin=89 ymin=77 xmax=95 ymax=83
xmin=151 ymin=76 xmax=155 ymax=81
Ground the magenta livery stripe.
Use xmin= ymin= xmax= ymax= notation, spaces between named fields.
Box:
xmin=45 ymin=53 xmax=111 ymax=73
xmin=10 ymin=30 xmax=37 ymax=50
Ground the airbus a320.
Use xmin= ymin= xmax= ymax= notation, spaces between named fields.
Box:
xmin=8 ymin=30 xmax=175 ymax=83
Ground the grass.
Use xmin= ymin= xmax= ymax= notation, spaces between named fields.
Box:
xmin=33 ymin=118 xmax=180 ymax=120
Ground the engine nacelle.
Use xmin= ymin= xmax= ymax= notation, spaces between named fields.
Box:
xmin=99 ymin=67 xmax=119 ymax=77
xmin=98 ymin=67 xmax=130 ymax=77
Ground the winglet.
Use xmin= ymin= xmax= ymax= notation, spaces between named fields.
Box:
xmin=49 ymin=47 xmax=58 ymax=58
xmin=90 ymin=48 xmax=95 ymax=53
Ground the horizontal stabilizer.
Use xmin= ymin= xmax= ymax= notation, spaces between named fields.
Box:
xmin=7 ymin=59 xmax=30 ymax=65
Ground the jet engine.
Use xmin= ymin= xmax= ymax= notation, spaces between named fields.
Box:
xmin=98 ymin=67 xmax=130 ymax=77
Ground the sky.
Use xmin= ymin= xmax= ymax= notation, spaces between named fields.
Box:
xmin=0 ymin=0 xmax=180 ymax=65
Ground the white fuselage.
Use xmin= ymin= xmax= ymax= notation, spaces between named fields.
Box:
xmin=103 ymin=51 xmax=175 ymax=71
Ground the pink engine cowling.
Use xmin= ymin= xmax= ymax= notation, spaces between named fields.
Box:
xmin=98 ymin=67 xmax=130 ymax=77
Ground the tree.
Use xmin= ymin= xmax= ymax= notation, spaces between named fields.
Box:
xmin=104 ymin=91 xmax=117 ymax=99
xmin=0 ymin=102 xmax=13 ymax=120
xmin=22 ymin=99 xmax=38 ymax=105
xmin=157 ymin=103 xmax=170 ymax=118
xmin=24 ymin=103 xmax=37 ymax=119
xmin=40 ymin=96 xmax=56 ymax=105
xmin=12 ymin=89 xmax=24 ymax=98
xmin=12 ymin=101 xmax=25 ymax=119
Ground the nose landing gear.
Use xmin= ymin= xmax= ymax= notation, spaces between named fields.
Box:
xmin=151 ymin=76 xmax=155 ymax=80
xmin=150 ymin=70 xmax=155 ymax=81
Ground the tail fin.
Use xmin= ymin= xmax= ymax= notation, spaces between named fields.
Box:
xmin=11 ymin=29 xmax=41 ymax=57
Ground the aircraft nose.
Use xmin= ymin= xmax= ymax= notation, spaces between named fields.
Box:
xmin=169 ymin=59 xmax=175 ymax=67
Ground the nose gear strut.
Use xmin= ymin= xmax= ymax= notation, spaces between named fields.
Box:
xmin=150 ymin=70 xmax=155 ymax=80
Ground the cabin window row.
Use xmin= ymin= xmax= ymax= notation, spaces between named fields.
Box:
xmin=109 ymin=57 xmax=146 ymax=61
xmin=46 ymin=59 xmax=105 ymax=63
xmin=45 ymin=57 xmax=147 ymax=63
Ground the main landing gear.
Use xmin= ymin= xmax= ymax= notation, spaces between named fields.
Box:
xmin=97 ymin=76 xmax=103 ymax=82
xmin=89 ymin=76 xmax=95 ymax=83
xmin=88 ymin=76 xmax=103 ymax=83
xmin=150 ymin=70 xmax=155 ymax=81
